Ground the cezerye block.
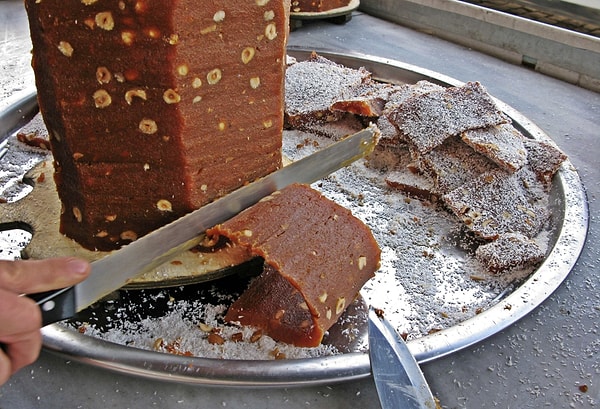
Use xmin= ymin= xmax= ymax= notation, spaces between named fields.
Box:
xmin=25 ymin=0 xmax=290 ymax=251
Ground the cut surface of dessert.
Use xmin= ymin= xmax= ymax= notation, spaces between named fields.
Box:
xmin=207 ymin=183 xmax=380 ymax=347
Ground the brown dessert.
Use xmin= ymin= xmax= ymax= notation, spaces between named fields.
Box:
xmin=442 ymin=169 xmax=549 ymax=240
xmin=206 ymin=183 xmax=380 ymax=347
xmin=377 ymin=81 xmax=445 ymax=146
xmin=330 ymin=82 xmax=396 ymax=117
xmin=284 ymin=57 xmax=567 ymax=274
xmin=385 ymin=168 xmax=439 ymax=203
xmin=522 ymin=138 xmax=568 ymax=188
xmin=285 ymin=53 xmax=370 ymax=128
xmin=416 ymin=135 xmax=498 ymax=195
xmin=24 ymin=0 xmax=290 ymax=251
xmin=290 ymin=113 xmax=365 ymax=140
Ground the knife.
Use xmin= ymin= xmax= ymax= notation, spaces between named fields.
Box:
xmin=368 ymin=307 xmax=437 ymax=409
xmin=30 ymin=125 xmax=380 ymax=327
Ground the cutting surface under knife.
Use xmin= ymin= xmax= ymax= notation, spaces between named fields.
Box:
xmin=368 ymin=307 xmax=437 ymax=409
xmin=37 ymin=125 xmax=379 ymax=323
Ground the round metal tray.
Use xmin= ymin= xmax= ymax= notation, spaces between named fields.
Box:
xmin=0 ymin=49 xmax=588 ymax=387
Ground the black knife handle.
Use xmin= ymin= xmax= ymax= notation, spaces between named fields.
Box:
xmin=29 ymin=286 xmax=77 ymax=327
xmin=0 ymin=287 xmax=76 ymax=355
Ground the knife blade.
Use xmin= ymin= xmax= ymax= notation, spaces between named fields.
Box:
xmin=368 ymin=307 xmax=437 ymax=409
xmin=32 ymin=125 xmax=380 ymax=326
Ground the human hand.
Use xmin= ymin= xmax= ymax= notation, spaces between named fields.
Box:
xmin=0 ymin=257 xmax=90 ymax=386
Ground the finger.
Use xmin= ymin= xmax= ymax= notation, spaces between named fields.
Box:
xmin=0 ymin=288 xmax=41 ymax=337
xmin=0 ymin=289 xmax=42 ymax=385
xmin=0 ymin=330 xmax=42 ymax=377
xmin=0 ymin=257 xmax=90 ymax=294
xmin=0 ymin=348 xmax=11 ymax=386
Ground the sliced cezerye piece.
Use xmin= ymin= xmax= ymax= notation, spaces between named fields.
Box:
xmin=206 ymin=183 xmax=381 ymax=347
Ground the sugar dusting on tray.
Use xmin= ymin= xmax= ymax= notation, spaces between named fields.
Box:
xmin=79 ymin=292 xmax=340 ymax=360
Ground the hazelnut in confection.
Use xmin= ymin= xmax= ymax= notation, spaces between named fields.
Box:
xmin=24 ymin=0 xmax=290 ymax=251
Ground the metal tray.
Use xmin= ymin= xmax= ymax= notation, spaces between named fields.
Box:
xmin=0 ymin=49 xmax=588 ymax=387
xmin=290 ymin=0 xmax=359 ymax=19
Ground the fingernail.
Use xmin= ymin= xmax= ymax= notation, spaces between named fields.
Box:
xmin=66 ymin=258 xmax=90 ymax=275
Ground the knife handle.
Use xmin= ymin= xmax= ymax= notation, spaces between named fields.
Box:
xmin=0 ymin=287 xmax=76 ymax=355
xmin=29 ymin=286 xmax=77 ymax=327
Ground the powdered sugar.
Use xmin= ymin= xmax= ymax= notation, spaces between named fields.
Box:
xmin=81 ymin=296 xmax=339 ymax=360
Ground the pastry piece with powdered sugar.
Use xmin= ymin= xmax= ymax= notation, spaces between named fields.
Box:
xmin=284 ymin=53 xmax=371 ymax=128
xmin=475 ymin=232 xmax=545 ymax=273
xmin=415 ymin=136 xmax=498 ymax=195
xmin=461 ymin=123 xmax=528 ymax=173
xmin=385 ymin=167 xmax=439 ymax=203
xmin=370 ymin=143 xmax=440 ymax=202
xmin=377 ymin=81 xmax=445 ymax=146
xmin=442 ymin=169 xmax=550 ymax=240
xmin=330 ymin=81 xmax=396 ymax=118
xmin=387 ymin=81 xmax=509 ymax=154
xmin=522 ymin=138 xmax=568 ymax=189
xmin=292 ymin=113 xmax=366 ymax=140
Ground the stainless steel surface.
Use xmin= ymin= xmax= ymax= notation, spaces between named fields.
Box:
xmin=290 ymin=0 xmax=359 ymax=19
xmin=369 ymin=308 xmax=436 ymax=409
xmin=1 ymin=2 xmax=598 ymax=408
xmin=0 ymin=47 xmax=586 ymax=386
xmin=359 ymin=0 xmax=600 ymax=92
xmin=0 ymin=88 xmax=37 ymax=142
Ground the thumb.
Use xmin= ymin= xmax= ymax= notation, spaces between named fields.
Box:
xmin=0 ymin=257 xmax=90 ymax=294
